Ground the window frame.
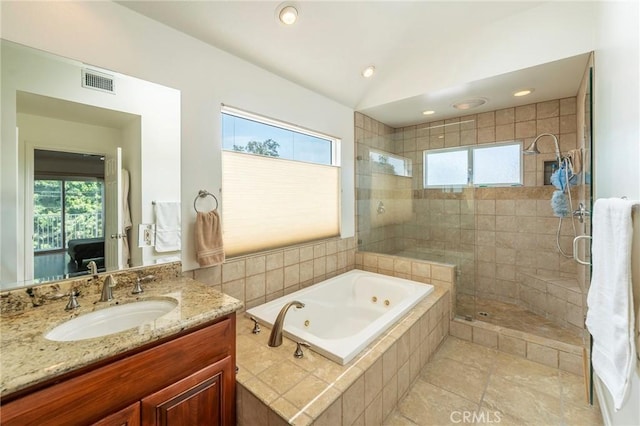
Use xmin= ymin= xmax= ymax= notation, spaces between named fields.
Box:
xmin=423 ymin=140 xmax=523 ymax=188
xmin=221 ymin=105 xmax=341 ymax=167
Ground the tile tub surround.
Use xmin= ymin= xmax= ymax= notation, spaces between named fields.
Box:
xmin=388 ymin=337 xmax=603 ymax=426
xmin=235 ymin=286 xmax=450 ymax=425
xmin=450 ymin=317 xmax=585 ymax=376
xmin=355 ymin=251 xmax=456 ymax=321
xmin=183 ymin=236 xmax=357 ymax=312
xmin=0 ymin=274 xmax=243 ymax=397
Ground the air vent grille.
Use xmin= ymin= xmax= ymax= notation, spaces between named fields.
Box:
xmin=82 ymin=69 xmax=115 ymax=94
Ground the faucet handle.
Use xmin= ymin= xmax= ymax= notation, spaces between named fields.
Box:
xmin=132 ymin=275 xmax=155 ymax=294
xmin=249 ymin=317 xmax=261 ymax=334
xmin=65 ymin=289 xmax=80 ymax=311
xmin=294 ymin=341 xmax=311 ymax=359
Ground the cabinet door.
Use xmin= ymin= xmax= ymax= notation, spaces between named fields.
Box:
xmin=92 ymin=402 xmax=140 ymax=426
xmin=141 ymin=356 xmax=233 ymax=426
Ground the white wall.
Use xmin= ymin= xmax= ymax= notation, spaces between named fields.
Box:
xmin=593 ymin=1 xmax=640 ymax=425
xmin=358 ymin=1 xmax=597 ymax=110
xmin=0 ymin=1 xmax=356 ymax=273
xmin=1 ymin=38 xmax=180 ymax=284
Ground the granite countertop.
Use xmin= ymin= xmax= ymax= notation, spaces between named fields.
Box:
xmin=0 ymin=276 xmax=243 ymax=398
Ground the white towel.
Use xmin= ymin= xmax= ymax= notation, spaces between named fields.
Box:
xmin=585 ymin=198 xmax=637 ymax=410
xmin=154 ymin=201 xmax=181 ymax=252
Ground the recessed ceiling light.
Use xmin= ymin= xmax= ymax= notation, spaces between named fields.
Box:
xmin=361 ymin=66 xmax=376 ymax=78
xmin=513 ymin=89 xmax=534 ymax=97
xmin=278 ymin=5 xmax=298 ymax=25
xmin=422 ymin=110 xmax=435 ymax=115
xmin=452 ymin=97 xmax=488 ymax=110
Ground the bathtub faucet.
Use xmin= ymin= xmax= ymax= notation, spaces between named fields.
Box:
xmin=268 ymin=300 xmax=305 ymax=347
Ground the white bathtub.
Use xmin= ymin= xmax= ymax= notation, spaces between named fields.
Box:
xmin=246 ymin=269 xmax=433 ymax=364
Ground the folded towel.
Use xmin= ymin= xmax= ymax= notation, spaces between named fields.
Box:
xmin=195 ymin=210 xmax=225 ymax=267
xmin=585 ymin=198 xmax=637 ymax=410
xmin=154 ymin=202 xmax=181 ymax=252
xmin=566 ymin=148 xmax=583 ymax=174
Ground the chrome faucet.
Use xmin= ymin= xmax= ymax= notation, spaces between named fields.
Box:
xmin=99 ymin=275 xmax=116 ymax=302
xmin=268 ymin=300 xmax=305 ymax=347
xmin=87 ymin=261 xmax=98 ymax=278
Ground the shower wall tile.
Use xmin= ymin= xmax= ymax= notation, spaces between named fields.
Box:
xmin=356 ymin=98 xmax=585 ymax=339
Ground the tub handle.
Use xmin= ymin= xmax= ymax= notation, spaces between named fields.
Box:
xmin=249 ymin=317 xmax=261 ymax=334
xmin=294 ymin=341 xmax=311 ymax=359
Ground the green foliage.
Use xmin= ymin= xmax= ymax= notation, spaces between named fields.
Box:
xmin=33 ymin=179 xmax=104 ymax=251
xmin=232 ymin=138 xmax=280 ymax=157
xmin=372 ymin=155 xmax=397 ymax=175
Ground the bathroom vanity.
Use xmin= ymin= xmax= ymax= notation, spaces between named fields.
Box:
xmin=0 ymin=273 xmax=242 ymax=425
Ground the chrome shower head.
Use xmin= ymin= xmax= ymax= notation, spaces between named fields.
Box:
xmin=523 ymin=133 xmax=561 ymax=164
xmin=523 ymin=140 xmax=540 ymax=155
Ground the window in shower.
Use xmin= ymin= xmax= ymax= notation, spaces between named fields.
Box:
xmin=423 ymin=141 xmax=522 ymax=187
xmin=221 ymin=105 xmax=341 ymax=256
xmin=370 ymin=149 xmax=411 ymax=177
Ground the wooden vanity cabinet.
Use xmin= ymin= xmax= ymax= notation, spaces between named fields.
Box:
xmin=1 ymin=314 xmax=236 ymax=426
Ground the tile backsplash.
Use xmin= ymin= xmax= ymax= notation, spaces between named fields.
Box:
xmin=186 ymin=237 xmax=357 ymax=311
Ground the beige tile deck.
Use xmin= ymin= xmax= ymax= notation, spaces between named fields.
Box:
xmin=386 ymin=337 xmax=603 ymax=426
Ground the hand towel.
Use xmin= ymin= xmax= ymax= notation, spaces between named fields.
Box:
xmin=585 ymin=198 xmax=637 ymax=410
xmin=154 ymin=201 xmax=181 ymax=252
xmin=195 ymin=210 xmax=225 ymax=267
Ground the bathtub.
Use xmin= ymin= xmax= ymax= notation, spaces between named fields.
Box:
xmin=246 ymin=269 xmax=433 ymax=365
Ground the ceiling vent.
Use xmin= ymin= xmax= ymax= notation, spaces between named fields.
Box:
xmin=82 ymin=69 xmax=115 ymax=94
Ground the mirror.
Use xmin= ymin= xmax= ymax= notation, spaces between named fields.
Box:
xmin=1 ymin=40 xmax=181 ymax=290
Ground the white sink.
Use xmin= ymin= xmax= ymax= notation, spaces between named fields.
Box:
xmin=45 ymin=299 xmax=178 ymax=342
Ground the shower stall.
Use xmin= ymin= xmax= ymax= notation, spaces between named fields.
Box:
xmin=355 ymin=59 xmax=593 ymax=348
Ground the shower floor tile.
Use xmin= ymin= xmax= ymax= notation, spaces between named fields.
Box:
xmin=457 ymin=295 xmax=583 ymax=346
xmin=386 ymin=337 xmax=603 ymax=426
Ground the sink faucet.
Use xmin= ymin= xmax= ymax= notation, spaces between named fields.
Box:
xmin=87 ymin=261 xmax=98 ymax=278
xmin=99 ymin=275 xmax=116 ymax=302
xmin=268 ymin=300 xmax=305 ymax=347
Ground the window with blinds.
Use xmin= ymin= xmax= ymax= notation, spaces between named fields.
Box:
xmin=221 ymin=106 xmax=341 ymax=256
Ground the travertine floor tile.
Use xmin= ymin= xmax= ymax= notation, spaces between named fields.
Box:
xmin=431 ymin=336 xmax=498 ymax=372
xmin=387 ymin=337 xmax=603 ymax=426
xmin=420 ymin=357 xmax=490 ymax=403
xmin=483 ymin=375 xmax=562 ymax=425
xmin=492 ymin=352 xmax=562 ymax=398
xmin=397 ymin=379 xmax=478 ymax=426
xmin=383 ymin=411 xmax=418 ymax=425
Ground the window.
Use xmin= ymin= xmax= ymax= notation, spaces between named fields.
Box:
xmin=369 ymin=149 xmax=411 ymax=177
xmin=423 ymin=141 xmax=522 ymax=187
xmin=221 ymin=106 xmax=340 ymax=256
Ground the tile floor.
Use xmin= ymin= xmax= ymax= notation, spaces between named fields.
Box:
xmin=385 ymin=337 xmax=603 ymax=426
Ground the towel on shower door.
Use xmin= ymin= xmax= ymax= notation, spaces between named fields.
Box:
xmin=585 ymin=198 xmax=637 ymax=410
xmin=154 ymin=201 xmax=182 ymax=252
xmin=195 ymin=210 xmax=225 ymax=267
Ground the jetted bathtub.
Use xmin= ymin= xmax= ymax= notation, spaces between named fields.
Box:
xmin=246 ymin=269 xmax=433 ymax=364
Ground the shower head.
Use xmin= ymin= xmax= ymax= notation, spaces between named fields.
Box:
xmin=522 ymin=142 xmax=540 ymax=155
xmin=523 ymin=133 xmax=561 ymax=164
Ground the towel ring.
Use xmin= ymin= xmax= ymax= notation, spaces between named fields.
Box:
xmin=194 ymin=190 xmax=218 ymax=213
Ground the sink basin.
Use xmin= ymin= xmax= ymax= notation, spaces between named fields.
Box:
xmin=45 ymin=299 xmax=178 ymax=342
